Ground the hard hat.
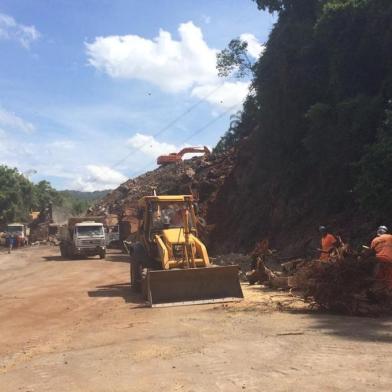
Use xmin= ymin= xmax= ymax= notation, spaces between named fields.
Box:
xmin=319 ymin=225 xmax=327 ymax=233
xmin=377 ymin=225 xmax=388 ymax=236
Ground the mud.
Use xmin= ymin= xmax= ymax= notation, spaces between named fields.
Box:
xmin=0 ymin=246 xmax=391 ymax=391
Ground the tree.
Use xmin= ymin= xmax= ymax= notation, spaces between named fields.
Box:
xmin=356 ymin=101 xmax=392 ymax=218
xmin=209 ymin=0 xmax=392 ymax=252
xmin=216 ymin=38 xmax=254 ymax=79
xmin=215 ymin=111 xmax=243 ymax=152
xmin=253 ymin=0 xmax=287 ymax=12
xmin=253 ymin=0 xmax=315 ymax=13
xmin=0 ymin=166 xmax=34 ymax=223
xmin=32 ymin=180 xmax=63 ymax=211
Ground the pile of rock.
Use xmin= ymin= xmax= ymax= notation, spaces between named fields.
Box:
xmin=90 ymin=150 xmax=236 ymax=240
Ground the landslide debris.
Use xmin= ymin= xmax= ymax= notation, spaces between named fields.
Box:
xmin=90 ymin=150 xmax=236 ymax=247
xmin=247 ymin=243 xmax=392 ymax=317
xmin=207 ymin=1 xmax=392 ymax=255
xmin=293 ymin=255 xmax=392 ymax=317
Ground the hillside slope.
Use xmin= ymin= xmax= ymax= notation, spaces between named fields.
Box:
xmin=209 ymin=0 xmax=392 ymax=255
xmin=91 ymin=151 xmax=236 ymax=248
xmin=93 ymin=1 xmax=392 ymax=256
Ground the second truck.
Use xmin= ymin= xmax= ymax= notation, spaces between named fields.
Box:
xmin=59 ymin=217 xmax=106 ymax=259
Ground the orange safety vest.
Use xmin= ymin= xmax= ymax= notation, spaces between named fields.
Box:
xmin=371 ymin=234 xmax=392 ymax=288
xmin=371 ymin=234 xmax=392 ymax=263
xmin=320 ymin=233 xmax=337 ymax=260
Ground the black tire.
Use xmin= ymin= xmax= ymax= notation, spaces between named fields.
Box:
xmin=99 ymin=250 xmax=106 ymax=259
xmin=60 ymin=244 xmax=66 ymax=258
xmin=130 ymin=243 xmax=151 ymax=292
xmin=141 ymin=268 xmax=149 ymax=300
xmin=130 ymin=258 xmax=142 ymax=292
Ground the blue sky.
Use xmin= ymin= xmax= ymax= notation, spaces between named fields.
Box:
xmin=0 ymin=0 xmax=274 ymax=190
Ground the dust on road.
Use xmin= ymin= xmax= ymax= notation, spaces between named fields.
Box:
xmin=0 ymin=246 xmax=391 ymax=391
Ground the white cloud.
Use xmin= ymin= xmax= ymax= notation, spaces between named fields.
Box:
xmin=49 ymin=140 xmax=75 ymax=150
xmin=240 ymin=33 xmax=265 ymax=59
xmin=127 ymin=133 xmax=178 ymax=158
xmin=0 ymin=12 xmax=40 ymax=48
xmin=0 ymin=127 xmax=35 ymax=169
xmin=72 ymin=165 xmax=127 ymax=192
xmin=191 ymin=81 xmax=250 ymax=109
xmin=0 ymin=108 xmax=35 ymax=133
xmin=86 ymin=21 xmax=217 ymax=92
xmin=127 ymin=133 xmax=211 ymax=163
xmin=85 ymin=22 xmax=262 ymax=111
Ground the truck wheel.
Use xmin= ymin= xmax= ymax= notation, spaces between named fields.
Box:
xmin=130 ymin=243 xmax=148 ymax=292
xmin=141 ymin=268 xmax=149 ymax=300
xmin=130 ymin=258 xmax=142 ymax=292
xmin=60 ymin=244 xmax=66 ymax=258
xmin=99 ymin=250 xmax=106 ymax=259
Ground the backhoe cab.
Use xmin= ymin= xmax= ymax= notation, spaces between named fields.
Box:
xmin=129 ymin=195 xmax=243 ymax=307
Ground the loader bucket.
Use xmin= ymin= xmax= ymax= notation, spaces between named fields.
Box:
xmin=146 ymin=265 xmax=244 ymax=307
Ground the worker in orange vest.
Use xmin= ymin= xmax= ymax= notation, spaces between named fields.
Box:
xmin=319 ymin=226 xmax=339 ymax=260
xmin=370 ymin=225 xmax=392 ymax=289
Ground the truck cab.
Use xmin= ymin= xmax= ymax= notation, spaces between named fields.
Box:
xmin=74 ymin=222 xmax=106 ymax=258
xmin=5 ymin=223 xmax=28 ymax=246
xmin=60 ymin=220 xmax=106 ymax=259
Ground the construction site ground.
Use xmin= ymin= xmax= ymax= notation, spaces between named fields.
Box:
xmin=0 ymin=246 xmax=391 ymax=392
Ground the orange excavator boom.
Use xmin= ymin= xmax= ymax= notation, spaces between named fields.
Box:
xmin=157 ymin=146 xmax=210 ymax=165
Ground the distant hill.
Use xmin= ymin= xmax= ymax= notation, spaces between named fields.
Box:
xmin=59 ymin=190 xmax=111 ymax=202
xmin=56 ymin=190 xmax=112 ymax=218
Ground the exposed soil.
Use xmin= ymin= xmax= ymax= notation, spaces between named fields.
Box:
xmin=90 ymin=151 xmax=236 ymax=248
xmin=0 ymin=246 xmax=392 ymax=391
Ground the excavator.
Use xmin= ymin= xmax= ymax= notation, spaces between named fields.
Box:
xmin=128 ymin=194 xmax=243 ymax=307
xmin=157 ymin=146 xmax=210 ymax=165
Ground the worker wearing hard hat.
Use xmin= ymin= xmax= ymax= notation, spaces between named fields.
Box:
xmin=370 ymin=225 xmax=392 ymax=288
xmin=319 ymin=226 xmax=339 ymax=260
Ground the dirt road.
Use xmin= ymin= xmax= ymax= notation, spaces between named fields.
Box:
xmin=0 ymin=246 xmax=391 ymax=391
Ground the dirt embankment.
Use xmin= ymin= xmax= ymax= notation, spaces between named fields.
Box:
xmin=90 ymin=151 xmax=237 ymax=249
xmin=91 ymin=137 xmax=376 ymax=257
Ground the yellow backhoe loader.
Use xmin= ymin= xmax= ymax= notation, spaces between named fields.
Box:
xmin=129 ymin=194 xmax=243 ymax=307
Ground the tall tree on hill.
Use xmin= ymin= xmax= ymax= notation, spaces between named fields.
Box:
xmin=210 ymin=0 xmax=392 ymax=252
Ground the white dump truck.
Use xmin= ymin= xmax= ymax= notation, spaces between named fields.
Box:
xmin=1 ymin=223 xmax=29 ymax=246
xmin=59 ymin=217 xmax=106 ymax=259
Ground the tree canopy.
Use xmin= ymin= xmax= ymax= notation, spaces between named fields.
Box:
xmin=0 ymin=165 xmax=107 ymax=224
xmin=216 ymin=38 xmax=254 ymax=79
xmin=211 ymin=0 xmax=392 ymax=251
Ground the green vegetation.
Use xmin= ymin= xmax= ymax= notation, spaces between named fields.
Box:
xmin=216 ymin=38 xmax=254 ymax=79
xmin=213 ymin=0 xmax=392 ymax=249
xmin=59 ymin=190 xmax=110 ymax=216
xmin=356 ymin=102 xmax=392 ymax=216
xmin=0 ymin=166 xmax=36 ymax=223
xmin=0 ymin=165 xmax=109 ymax=224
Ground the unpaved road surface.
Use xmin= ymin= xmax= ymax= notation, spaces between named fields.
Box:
xmin=0 ymin=246 xmax=391 ymax=391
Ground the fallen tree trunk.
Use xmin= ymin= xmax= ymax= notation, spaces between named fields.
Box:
xmin=293 ymin=255 xmax=392 ymax=316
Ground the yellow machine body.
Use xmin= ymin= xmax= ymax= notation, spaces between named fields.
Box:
xmin=130 ymin=195 xmax=243 ymax=307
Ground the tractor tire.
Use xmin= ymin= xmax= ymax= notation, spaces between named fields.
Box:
xmin=141 ymin=268 xmax=149 ymax=300
xmin=130 ymin=258 xmax=142 ymax=292
xmin=60 ymin=244 xmax=66 ymax=258
xmin=130 ymin=243 xmax=144 ymax=292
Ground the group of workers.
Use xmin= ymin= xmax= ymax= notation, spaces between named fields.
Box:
xmin=319 ymin=225 xmax=392 ymax=288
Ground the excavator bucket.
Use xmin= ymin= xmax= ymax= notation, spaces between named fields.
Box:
xmin=146 ymin=265 xmax=243 ymax=307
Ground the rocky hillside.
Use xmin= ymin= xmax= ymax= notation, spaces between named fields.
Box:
xmin=90 ymin=150 xmax=237 ymax=251
xmin=209 ymin=0 xmax=392 ymax=255
xmin=93 ymin=1 xmax=392 ymax=257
